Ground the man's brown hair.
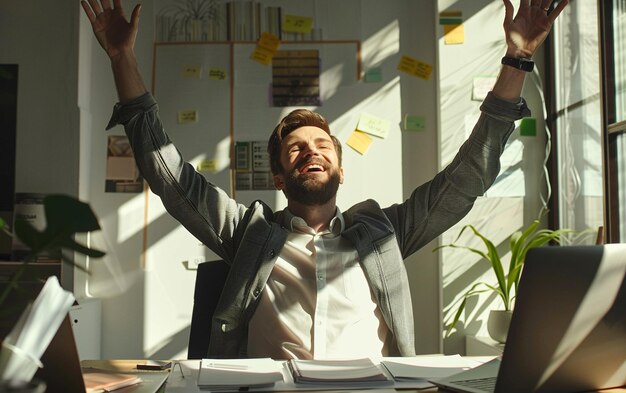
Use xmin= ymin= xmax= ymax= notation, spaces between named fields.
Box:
xmin=267 ymin=109 xmax=342 ymax=175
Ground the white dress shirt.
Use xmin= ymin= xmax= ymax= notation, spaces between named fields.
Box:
xmin=247 ymin=209 xmax=391 ymax=359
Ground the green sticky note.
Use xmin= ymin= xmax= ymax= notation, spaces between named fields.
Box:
xmin=364 ymin=67 xmax=383 ymax=83
xmin=439 ymin=18 xmax=463 ymax=25
xmin=404 ymin=114 xmax=425 ymax=131
xmin=520 ymin=117 xmax=537 ymax=137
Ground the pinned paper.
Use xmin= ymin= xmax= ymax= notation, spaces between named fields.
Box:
xmin=403 ymin=115 xmax=426 ymax=131
xmin=182 ymin=65 xmax=202 ymax=79
xmin=251 ymin=46 xmax=276 ymax=65
xmin=519 ymin=117 xmax=537 ymax=137
xmin=208 ymin=68 xmax=227 ymax=80
xmin=472 ymin=76 xmax=497 ymax=101
xmin=444 ymin=24 xmax=464 ymax=45
xmin=356 ymin=113 xmax=390 ymax=139
xmin=346 ymin=130 xmax=373 ymax=155
xmin=251 ymin=32 xmax=281 ymax=65
xmin=197 ymin=159 xmax=218 ymax=173
xmin=258 ymin=32 xmax=281 ymax=52
xmin=283 ymin=15 xmax=314 ymax=34
xmin=364 ymin=68 xmax=383 ymax=83
xmin=177 ymin=110 xmax=198 ymax=124
xmin=397 ymin=55 xmax=433 ymax=80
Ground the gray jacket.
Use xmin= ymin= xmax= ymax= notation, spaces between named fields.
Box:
xmin=108 ymin=92 xmax=529 ymax=358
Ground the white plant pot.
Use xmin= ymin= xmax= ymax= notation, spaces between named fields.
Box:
xmin=487 ymin=309 xmax=513 ymax=343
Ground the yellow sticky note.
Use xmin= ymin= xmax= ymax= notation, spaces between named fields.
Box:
xmin=283 ymin=15 xmax=313 ymax=34
xmin=197 ymin=159 xmax=217 ymax=173
xmin=346 ymin=130 xmax=373 ymax=155
xmin=397 ymin=55 xmax=433 ymax=80
xmin=250 ymin=46 xmax=275 ymax=65
xmin=258 ymin=32 xmax=281 ymax=52
xmin=356 ymin=113 xmax=390 ymax=139
xmin=444 ymin=24 xmax=464 ymax=45
xmin=182 ymin=65 xmax=202 ymax=79
xmin=413 ymin=61 xmax=433 ymax=80
xmin=208 ymin=68 xmax=227 ymax=80
xmin=177 ymin=110 xmax=198 ymax=124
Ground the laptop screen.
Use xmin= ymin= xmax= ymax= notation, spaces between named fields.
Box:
xmin=496 ymin=244 xmax=626 ymax=392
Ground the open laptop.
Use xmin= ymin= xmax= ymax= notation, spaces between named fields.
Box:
xmin=36 ymin=315 xmax=170 ymax=393
xmin=431 ymin=244 xmax=626 ymax=393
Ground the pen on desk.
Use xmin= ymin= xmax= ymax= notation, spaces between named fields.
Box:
xmin=205 ymin=363 xmax=249 ymax=370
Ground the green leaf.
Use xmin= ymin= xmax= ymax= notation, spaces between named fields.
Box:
xmin=13 ymin=194 xmax=105 ymax=260
xmin=444 ymin=282 xmax=490 ymax=337
xmin=465 ymin=225 xmax=508 ymax=306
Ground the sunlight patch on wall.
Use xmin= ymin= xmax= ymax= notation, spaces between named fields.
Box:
xmin=321 ymin=63 xmax=345 ymax=101
xmin=362 ymin=19 xmax=399 ymax=69
xmin=117 ymin=193 xmax=147 ymax=244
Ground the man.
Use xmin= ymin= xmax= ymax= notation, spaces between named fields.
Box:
xmin=82 ymin=0 xmax=568 ymax=359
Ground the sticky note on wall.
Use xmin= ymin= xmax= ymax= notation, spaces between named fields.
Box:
xmin=444 ymin=24 xmax=464 ymax=45
xmin=208 ymin=68 xmax=227 ymax=80
xmin=197 ymin=159 xmax=217 ymax=173
xmin=182 ymin=65 xmax=202 ymax=79
xmin=439 ymin=10 xmax=463 ymax=25
xmin=519 ymin=117 xmax=537 ymax=136
xmin=283 ymin=15 xmax=314 ymax=33
xmin=403 ymin=115 xmax=425 ymax=131
xmin=346 ymin=130 xmax=373 ymax=155
xmin=397 ymin=55 xmax=433 ymax=80
xmin=356 ymin=113 xmax=390 ymax=139
xmin=364 ymin=68 xmax=383 ymax=83
xmin=251 ymin=32 xmax=281 ymax=65
xmin=177 ymin=110 xmax=198 ymax=124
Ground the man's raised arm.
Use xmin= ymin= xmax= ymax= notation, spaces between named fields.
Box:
xmin=81 ymin=0 xmax=147 ymax=103
xmin=492 ymin=0 xmax=568 ymax=101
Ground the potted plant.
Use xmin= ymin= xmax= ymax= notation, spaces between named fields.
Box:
xmin=435 ymin=219 xmax=572 ymax=343
xmin=157 ymin=0 xmax=223 ymax=42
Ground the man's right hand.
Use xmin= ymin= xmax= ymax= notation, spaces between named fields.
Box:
xmin=81 ymin=0 xmax=141 ymax=61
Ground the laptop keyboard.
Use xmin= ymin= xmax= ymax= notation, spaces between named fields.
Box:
xmin=452 ymin=376 xmax=496 ymax=392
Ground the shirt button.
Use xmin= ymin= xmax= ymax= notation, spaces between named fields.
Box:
xmin=268 ymin=249 xmax=275 ymax=258
xmin=253 ymin=288 xmax=260 ymax=296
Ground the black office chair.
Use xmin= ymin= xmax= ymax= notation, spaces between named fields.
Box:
xmin=187 ymin=260 xmax=230 ymax=359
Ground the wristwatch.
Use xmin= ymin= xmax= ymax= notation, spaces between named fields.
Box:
xmin=501 ymin=56 xmax=534 ymax=72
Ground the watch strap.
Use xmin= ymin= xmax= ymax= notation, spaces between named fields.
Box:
xmin=501 ymin=56 xmax=534 ymax=72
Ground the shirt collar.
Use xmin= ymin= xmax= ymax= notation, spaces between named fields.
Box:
xmin=281 ymin=207 xmax=345 ymax=235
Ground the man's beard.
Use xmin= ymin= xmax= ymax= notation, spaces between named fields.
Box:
xmin=282 ymin=162 xmax=341 ymax=206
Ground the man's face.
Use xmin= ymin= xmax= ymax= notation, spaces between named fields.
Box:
xmin=273 ymin=126 xmax=344 ymax=206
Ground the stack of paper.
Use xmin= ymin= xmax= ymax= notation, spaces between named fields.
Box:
xmin=0 ymin=276 xmax=75 ymax=383
xmin=83 ymin=370 xmax=142 ymax=393
xmin=380 ymin=354 xmax=473 ymax=389
xmin=197 ymin=358 xmax=284 ymax=391
xmin=287 ymin=358 xmax=393 ymax=387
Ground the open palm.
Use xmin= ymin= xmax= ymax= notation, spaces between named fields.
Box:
xmin=81 ymin=0 xmax=140 ymax=60
xmin=503 ymin=0 xmax=569 ymax=58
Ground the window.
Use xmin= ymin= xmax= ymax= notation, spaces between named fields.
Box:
xmin=551 ymin=1 xmax=604 ymax=243
xmin=603 ymin=0 xmax=626 ymax=242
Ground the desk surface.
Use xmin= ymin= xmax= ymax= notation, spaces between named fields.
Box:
xmin=82 ymin=359 xmax=626 ymax=393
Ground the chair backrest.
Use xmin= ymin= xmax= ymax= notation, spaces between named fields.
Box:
xmin=187 ymin=260 xmax=230 ymax=359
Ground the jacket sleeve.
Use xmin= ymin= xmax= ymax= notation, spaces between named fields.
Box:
xmin=384 ymin=92 xmax=531 ymax=258
xmin=106 ymin=92 xmax=247 ymax=261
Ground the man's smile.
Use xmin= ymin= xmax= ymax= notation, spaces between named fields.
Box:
xmin=299 ymin=163 xmax=326 ymax=173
